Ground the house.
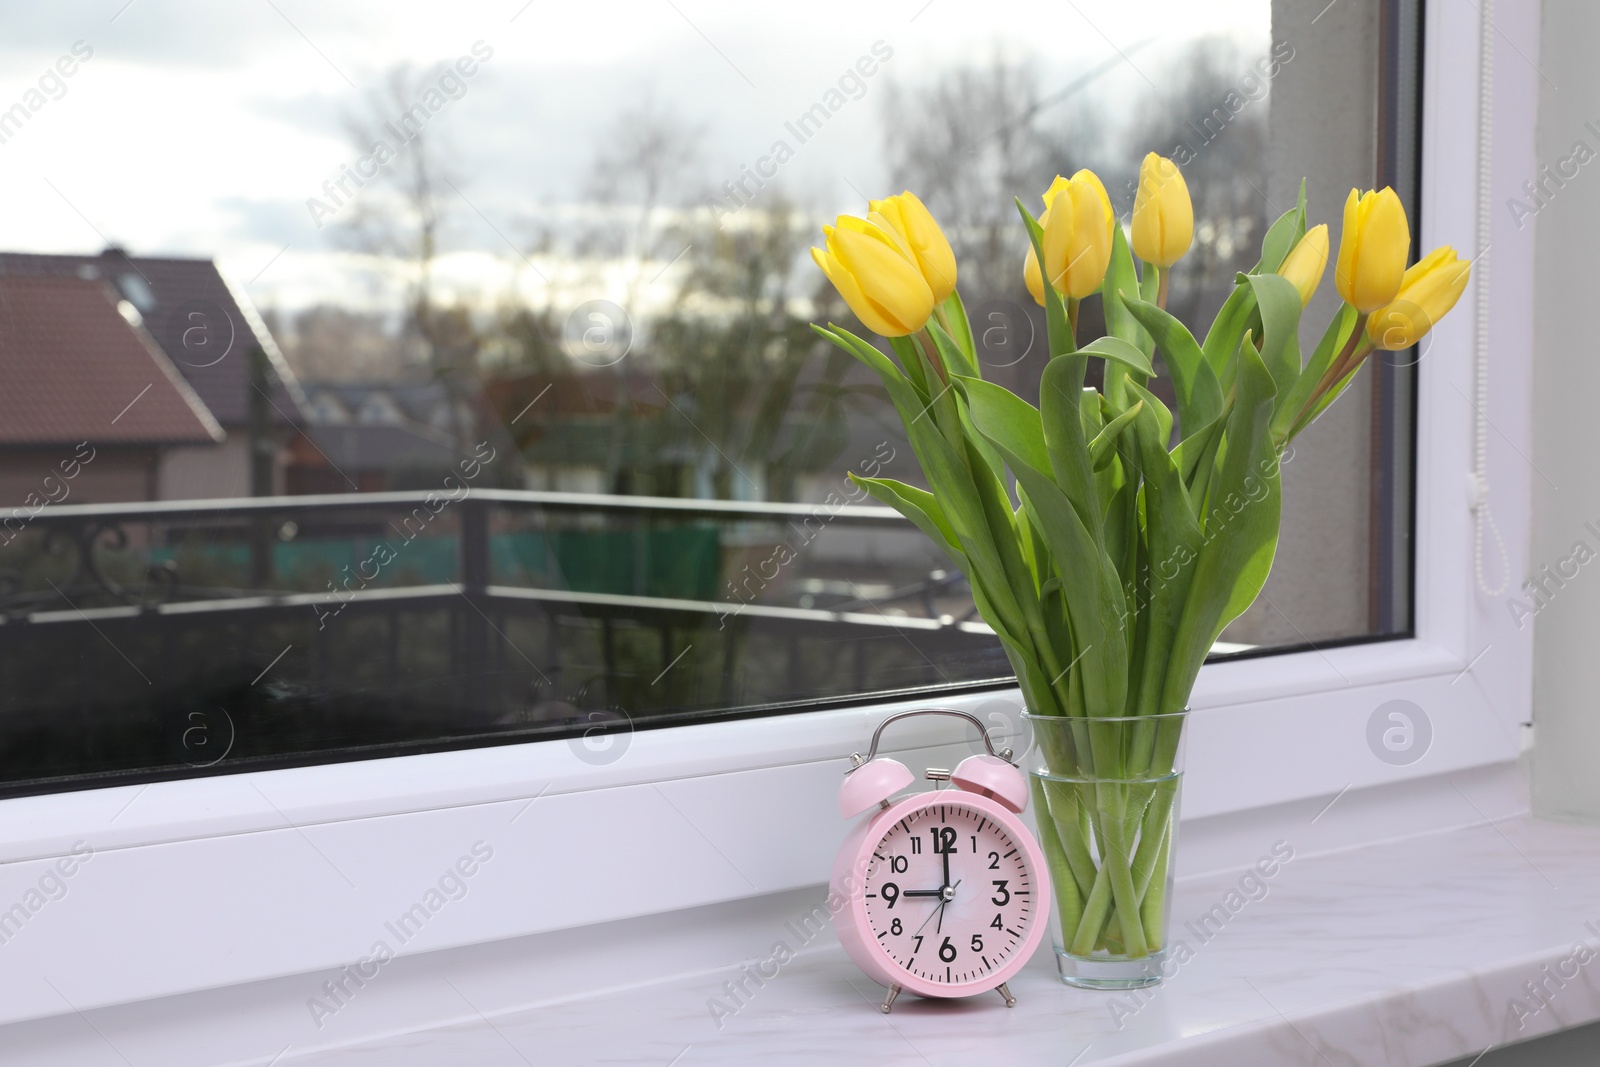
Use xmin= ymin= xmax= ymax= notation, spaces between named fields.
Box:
xmin=0 ymin=247 xmax=310 ymax=500
xmin=286 ymin=381 xmax=476 ymax=493
xmin=0 ymin=274 xmax=223 ymax=508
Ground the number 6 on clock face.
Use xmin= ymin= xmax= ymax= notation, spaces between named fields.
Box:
xmin=830 ymin=710 xmax=1051 ymax=1010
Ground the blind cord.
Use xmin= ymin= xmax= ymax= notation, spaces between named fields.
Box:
xmin=1472 ymin=0 xmax=1510 ymax=597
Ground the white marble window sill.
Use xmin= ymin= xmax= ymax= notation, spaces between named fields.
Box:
xmin=11 ymin=763 xmax=1596 ymax=1066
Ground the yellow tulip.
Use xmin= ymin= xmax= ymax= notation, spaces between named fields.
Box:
xmin=1037 ymin=170 xmax=1115 ymax=300
xmin=1365 ymin=246 xmax=1471 ymax=351
xmin=1130 ymin=153 xmax=1193 ymax=267
xmin=811 ymin=214 xmax=935 ymax=337
xmin=1334 ymin=187 xmax=1410 ymax=312
xmin=1278 ymin=224 xmax=1329 ymax=307
xmin=1024 ymin=242 xmax=1045 ymax=306
xmin=870 ymin=191 xmax=957 ymax=303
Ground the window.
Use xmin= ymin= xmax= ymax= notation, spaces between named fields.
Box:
xmin=0 ymin=0 xmax=1536 ymax=1030
xmin=0 ymin=0 xmax=1423 ymax=797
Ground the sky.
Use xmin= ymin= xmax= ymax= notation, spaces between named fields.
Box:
xmin=0 ymin=0 xmax=1268 ymax=316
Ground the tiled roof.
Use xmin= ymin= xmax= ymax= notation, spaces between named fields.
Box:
xmin=0 ymin=275 xmax=224 ymax=446
xmin=0 ymin=249 xmax=308 ymax=427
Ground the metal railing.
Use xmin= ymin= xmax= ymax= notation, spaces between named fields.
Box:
xmin=0 ymin=489 xmax=1009 ymax=797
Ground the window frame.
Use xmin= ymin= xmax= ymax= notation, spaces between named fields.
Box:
xmin=0 ymin=0 xmax=1536 ymax=1029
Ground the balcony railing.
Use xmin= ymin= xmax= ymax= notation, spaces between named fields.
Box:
xmin=0 ymin=490 xmax=1010 ymax=797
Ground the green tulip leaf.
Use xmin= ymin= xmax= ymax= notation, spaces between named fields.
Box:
xmin=1102 ymin=222 xmax=1153 ymax=375
xmin=1160 ymin=333 xmax=1282 ymax=712
xmin=1122 ymin=297 xmax=1223 ymax=444
xmin=1251 ymin=179 xmax=1308 ymax=274
xmin=1079 ymin=335 xmax=1156 ymax=378
xmin=940 ymin=290 xmax=978 ymax=372
xmin=1201 ymin=280 xmax=1257 ymax=381
xmin=1089 ymin=399 xmax=1144 ymax=470
xmin=813 ymin=324 xmax=1031 ymax=645
xmin=929 ymin=318 xmax=980 ymax=382
xmin=1119 ymin=375 xmax=1202 ymax=714
xmin=1271 ymin=304 xmax=1359 ymax=441
xmin=1015 ymin=198 xmax=1076 ymax=357
xmin=886 ymin=334 xmax=931 ymax=400
xmin=1038 ymin=357 xmax=1104 ymax=539
xmin=849 ymin=474 xmax=962 ymax=557
xmin=1244 ymin=273 xmax=1304 ymax=401
xmin=959 ymin=383 xmax=1129 ymax=718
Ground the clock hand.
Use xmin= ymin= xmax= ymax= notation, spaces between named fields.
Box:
xmin=909 ymin=880 xmax=961 ymax=939
xmin=941 ymin=848 xmax=951 ymax=890
xmin=937 ymin=877 xmax=962 ymax=935
xmin=902 ymin=889 xmax=945 ymax=897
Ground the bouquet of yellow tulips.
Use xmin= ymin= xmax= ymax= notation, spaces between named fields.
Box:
xmin=810 ymin=153 xmax=1469 ymax=984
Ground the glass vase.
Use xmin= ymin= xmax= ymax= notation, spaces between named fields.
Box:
xmin=1025 ymin=711 xmax=1188 ymax=990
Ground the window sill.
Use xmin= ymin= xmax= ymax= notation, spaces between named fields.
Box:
xmin=250 ymin=797 xmax=1600 ymax=1064
xmin=7 ymin=761 xmax=1586 ymax=1066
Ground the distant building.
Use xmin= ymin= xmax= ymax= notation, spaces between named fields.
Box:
xmin=0 ymin=274 xmax=223 ymax=507
xmin=288 ymin=381 xmax=474 ymax=493
xmin=0 ymin=248 xmax=309 ymax=501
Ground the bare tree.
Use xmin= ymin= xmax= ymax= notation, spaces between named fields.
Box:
xmin=881 ymin=53 xmax=1109 ymax=304
xmin=1121 ymin=37 xmax=1272 ymax=327
xmin=582 ymin=99 xmax=705 ymax=312
xmin=650 ymin=195 xmax=857 ymax=501
xmin=578 ymin=101 xmax=704 ymax=494
xmin=338 ymin=63 xmax=477 ymax=447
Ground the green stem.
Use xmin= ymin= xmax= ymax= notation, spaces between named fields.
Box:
xmin=1070 ymin=864 xmax=1114 ymax=955
xmin=1031 ymin=777 xmax=1084 ymax=939
xmin=1040 ymin=778 xmax=1098 ymax=899
xmin=1095 ymin=784 xmax=1149 ymax=957
xmin=1138 ymin=783 xmax=1178 ymax=949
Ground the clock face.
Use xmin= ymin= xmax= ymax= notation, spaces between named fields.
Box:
xmin=861 ymin=800 xmax=1036 ymax=987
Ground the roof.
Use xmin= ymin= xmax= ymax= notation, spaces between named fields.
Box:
xmin=302 ymin=380 xmax=463 ymax=430
xmin=0 ymin=249 xmax=308 ymax=427
xmin=0 ymin=275 xmax=225 ymax=446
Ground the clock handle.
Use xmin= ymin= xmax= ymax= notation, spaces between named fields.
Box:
xmin=850 ymin=707 xmax=1015 ymax=770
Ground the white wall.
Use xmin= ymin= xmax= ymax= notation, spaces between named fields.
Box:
xmin=1531 ymin=0 xmax=1600 ymax=822
xmin=157 ymin=436 xmax=251 ymax=501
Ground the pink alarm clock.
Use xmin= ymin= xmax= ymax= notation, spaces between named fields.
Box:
xmin=830 ymin=708 xmax=1050 ymax=1013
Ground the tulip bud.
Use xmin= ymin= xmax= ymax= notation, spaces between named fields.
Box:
xmin=1024 ymin=242 xmax=1045 ymax=306
xmin=1334 ymin=187 xmax=1410 ymax=312
xmin=870 ymin=191 xmax=958 ymax=303
xmin=1365 ymin=246 xmax=1471 ymax=351
xmin=1130 ymin=153 xmax=1193 ymax=268
xmin=811 ymin=215 xmax=936 ymax=338
xmin=1278 ymin=224 xmax=1329 ymax=307
xmin=1038 ymin=170 xmax=1115 ymax=300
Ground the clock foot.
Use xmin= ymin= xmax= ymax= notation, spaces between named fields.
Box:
xmin=995 ymin=982 xmax=1016 ymax=1008
xmin=880 ymin=984 xmax=902 ymax=1014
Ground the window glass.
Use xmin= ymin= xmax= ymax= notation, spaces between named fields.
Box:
xmin=0 ymin=0 xmax=1412 ymax=794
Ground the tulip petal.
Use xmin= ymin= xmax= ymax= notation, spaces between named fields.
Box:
xmin=1279 ymin=224 xmax=1329 ymax=307
xmin=1024 ymin=242 xmax=1045 ymax=306
xmin=813 ymin=245 xmax=905 ymax=338
xmin=828 ymin=226 xmax=936 ymax=336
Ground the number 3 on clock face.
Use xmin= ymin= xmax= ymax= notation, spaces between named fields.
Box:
xmin=862 ymin=803 xmax=1034 ymax=987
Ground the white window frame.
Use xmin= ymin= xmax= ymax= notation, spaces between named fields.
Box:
xmin=0 ymin=0 xmax=1535 ymax=1028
